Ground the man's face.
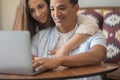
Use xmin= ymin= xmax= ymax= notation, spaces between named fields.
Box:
xmin=50 ymin=0 xmax=79 ymax=31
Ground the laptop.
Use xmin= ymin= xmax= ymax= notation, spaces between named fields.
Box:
xmin=0 ymin=31 xmax=46 ymax=75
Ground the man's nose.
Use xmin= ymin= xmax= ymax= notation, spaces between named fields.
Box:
xmin=54 ymin=9 xmax=61 ymax=17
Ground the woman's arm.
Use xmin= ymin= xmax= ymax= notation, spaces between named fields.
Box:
xmin=50 ymin=14 xmax=99 ymax=57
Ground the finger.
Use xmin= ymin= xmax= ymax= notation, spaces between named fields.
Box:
xmin=32 ymin=60 xmax=43 ymax=68
xmin=35 ymin=57 xmax=42 ymax=60
xmin=48 ymin=50 xmax=55 ymax=54
xmin=35 ymin=65 xmax=46 ymax=72
xmin=32 ymin=57 xmax=42 ymax=63
xmin=32 ymin=62 xmax=39 ymax=68
xmin=35 ymin=57 xmax=39 ymax=60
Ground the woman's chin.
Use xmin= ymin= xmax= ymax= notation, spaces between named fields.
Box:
xmin=38 ymin=19 xmax=46 ymax=24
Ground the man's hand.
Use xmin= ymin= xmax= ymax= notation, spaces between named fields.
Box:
xmin=32 ymin=57 xmax=62 ymax=72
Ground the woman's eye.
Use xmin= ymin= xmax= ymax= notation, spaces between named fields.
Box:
xmin=29 ymin=9 xmax=35 ymax=13
xmin=38 ymin=4 xmax=44 ymax=9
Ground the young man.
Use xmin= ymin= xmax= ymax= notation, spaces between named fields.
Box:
xmin=32 ymin=0 xmax=106 ymax=79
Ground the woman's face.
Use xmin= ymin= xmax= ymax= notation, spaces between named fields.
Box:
xmin=28 ymin=0 xmax=49 ymax=23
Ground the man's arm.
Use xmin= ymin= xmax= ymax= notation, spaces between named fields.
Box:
xmin=32 ymin=45 xmax=106 ymax=71
xmin=59 ymin=45 xmax=106 ymax=67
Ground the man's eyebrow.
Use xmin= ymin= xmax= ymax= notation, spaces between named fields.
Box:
xmin=59 ymin=5 xmax=66 ymax=7
xmin=50 ymin=5 xmax=65 ymax=8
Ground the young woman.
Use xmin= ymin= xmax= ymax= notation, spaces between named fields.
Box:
xmin=13 ymin=0 xmax=99 ymax=57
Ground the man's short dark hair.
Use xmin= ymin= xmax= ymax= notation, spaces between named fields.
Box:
xmin=69 ymin=0 xmax=78 ymax=6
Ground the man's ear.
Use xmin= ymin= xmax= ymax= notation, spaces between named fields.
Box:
xmin=74 ymin=4 xmax=80 ymax=12
xmin=74 ymin=4 xmax=80 ymax=13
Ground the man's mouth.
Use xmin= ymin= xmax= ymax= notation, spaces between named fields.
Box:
xmin=54 ymin=17 xmax=64 ymax=23
xmin=55 ymin=19 xmax=62 ymax=23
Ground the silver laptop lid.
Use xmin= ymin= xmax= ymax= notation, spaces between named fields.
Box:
xmin=0 ymin=31 xmax=34 ymax=75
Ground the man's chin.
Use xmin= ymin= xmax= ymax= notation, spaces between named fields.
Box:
xmin=56 ymin=23 xmax=62 ymax=27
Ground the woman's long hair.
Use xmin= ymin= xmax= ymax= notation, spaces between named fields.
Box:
xmin=13 ymin=0 xmax=54 ymax=37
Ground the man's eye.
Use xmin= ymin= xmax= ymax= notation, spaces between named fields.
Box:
xmin=59 ymin=7 xmax=65 ymax=10
xmin=60 ymin=8 xmax=65 ymax=10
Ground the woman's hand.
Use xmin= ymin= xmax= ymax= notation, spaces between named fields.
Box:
xmin=49 ymin=47 xmax=69 ymax=57
xmin=32 ymin=57 xmax=62 ymax=72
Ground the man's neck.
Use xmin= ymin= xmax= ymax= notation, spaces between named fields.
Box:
xmin=57 ymin=22 xmax=76 ymax=33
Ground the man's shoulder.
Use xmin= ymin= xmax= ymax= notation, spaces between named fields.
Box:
xmin=88 ymin=30 xmax=105 ymax=40
xmin=38 ymin=27 xmax=55 ymax=33
xmin=35 ymin=27 xmax=56 ymax=37
xmin=32 ymin=27 xmax=55 ymax=40
xmin=94 ymin=30 xmax=104 ymax=37
xmin=39 ymin=27 xmax=51 ymax=32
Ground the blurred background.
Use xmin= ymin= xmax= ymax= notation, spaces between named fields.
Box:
xmin=0 ymin=0 xmax=120 ymax=30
